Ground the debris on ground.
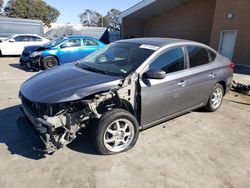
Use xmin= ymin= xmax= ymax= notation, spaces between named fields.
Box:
xmin=231 ymin=81 xmax=250 ymax=96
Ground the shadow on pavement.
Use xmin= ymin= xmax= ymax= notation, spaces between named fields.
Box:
xmin=9 ymin=63 xmax=36 ymax=72
xmin=0 ymin=105 xmax=44 ymax=160
xmin=0 ymin=105 xmax=98 ymax=160
xmin=0 ymin=55 xmax=20 ymax=58
xmin=67 ymin=127 xmax=98 ymax=155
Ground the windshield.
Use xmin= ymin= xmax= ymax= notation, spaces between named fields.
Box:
xmin=4 ymin=35 xmax=16 ymax=41
xmin=46 ymin=37 xmax=66 ymax=47
xmin=79 ymin=42 xmax=155 ymax=77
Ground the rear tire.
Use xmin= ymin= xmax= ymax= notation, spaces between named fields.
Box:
xmin=92 ymin=109 xmax=139 ymax=155
xmin=41 ymin=56 xmax=58 ymax=70
xmin=204 ymin=83 xmax=224 ymax=112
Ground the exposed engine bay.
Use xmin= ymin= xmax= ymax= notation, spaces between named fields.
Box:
xmin=20 ymin=73 xmax=138 ymax=154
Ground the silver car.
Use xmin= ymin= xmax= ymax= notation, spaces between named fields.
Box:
xmin=19 ymin=38 xmax=234 ymax=155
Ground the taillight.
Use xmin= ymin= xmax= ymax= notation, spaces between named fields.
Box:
xmin=229 ymin=62 xmax=235 ymax=72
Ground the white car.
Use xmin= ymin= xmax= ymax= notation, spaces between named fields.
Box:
xmin=0 ymin=34 xmax=49 ymax=55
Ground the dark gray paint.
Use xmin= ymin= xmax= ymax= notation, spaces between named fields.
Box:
xmin=20 ymin=38 xmax=233 ymax=127
xmin=139 ymin=48 xmax=233 ymax=127
xmin=140 ymin=69 xmax=189 ymax=125
xmin=20 ymin=63 xmax=121 ymax=103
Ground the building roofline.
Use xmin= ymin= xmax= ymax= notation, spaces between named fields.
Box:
xmin=118 ymin=0 xmax=156 ymax=22
xmin=118 ymin=0 xmax=187 ymax=22
xmin=0 ymin=16 xmax=42 ymax=24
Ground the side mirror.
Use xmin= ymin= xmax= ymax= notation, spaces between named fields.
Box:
xmin=9 ymin=39 xmax=15 ymax=42
xmin=60 ymin=44 xmax=67 ymax=49
xmin=145 ymin=69 xmax=166 ymax=79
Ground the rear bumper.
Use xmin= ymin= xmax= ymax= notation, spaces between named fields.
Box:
xmin=226 ymin=74 xmax=234 ymax=94
xmin=226 ymin=82 xmax=232 ymax=93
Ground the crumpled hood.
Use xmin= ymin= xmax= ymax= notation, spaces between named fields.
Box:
xmin=24 ymin=45 xmax=51 ymax=52
xmin=20 ymin=63 xmax=121 ymax=103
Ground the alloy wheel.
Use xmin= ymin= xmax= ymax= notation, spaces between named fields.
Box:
xmin=211 ymin=87 xmax=223 ymax=109
xmin=103 ymin=119 xmax=135 ymax=152
xmin=46 ymin=58 xmax=57 ymax=68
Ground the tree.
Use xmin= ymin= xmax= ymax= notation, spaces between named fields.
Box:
xmin=79 ymin=9 xmax=103 ymax=27
xmin=104 ymin=9 xmax=121 ymax=30
xmin=4 ymin=0 xmax=60 ymax=27
xmin=79 ymin=8 xmax=121 ymax=29
xmin=0 ymin=0 xmax=3 ymax=9
xmin=0 ymin=0 xmax=3 ymax=14
xmin=45 ymin=5 xmax=60 ymax=26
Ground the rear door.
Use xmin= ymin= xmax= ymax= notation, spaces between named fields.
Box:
xmin=58 ymin=38 xmax=83 ymax=64
xmin=83 ymin=39 xmax=101 ymax=57
xmin=185 ymin=45 xmax=218 ymax=109
xmin=28 ymin=35 xmax=45 ymax=46
xmin=140 ymin=47 xmax=189 ymax=126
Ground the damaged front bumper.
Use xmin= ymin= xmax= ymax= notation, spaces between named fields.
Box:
xmin=19 ymin=97 xmax=88 ymax=154
xmin=20 ymin=55 xmax=41 ymax=70
xmin=19 ymin=103 xmax=64 ymax=153
xmin=18 ymin=72 xmax=138 ymax=154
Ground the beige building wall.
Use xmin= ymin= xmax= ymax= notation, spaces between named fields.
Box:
xmin=121 ymin=18 xmax=144 ymax=39
xmin=210 ymin=0 xmax=250 ymax=65
xmin=144 ymin=0 xmax=216 ymax=44
xmin=121 ymin=0 xmax=250 ymax=65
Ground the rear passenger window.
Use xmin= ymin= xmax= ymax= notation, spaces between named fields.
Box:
xmin=84 ymin=39 xmax=98 ymax=46
xmin=64 ymin=39 xmax=81 ymax=47
xmin=188 ymin=46 xmax=210 ymax=68
xmin=208 ymin=50 xmax=217 ymax=62
xmin=29 ymin=36 xmax=42 ymax=41
xmin=149 ymin=47 xmax=185 ymax=74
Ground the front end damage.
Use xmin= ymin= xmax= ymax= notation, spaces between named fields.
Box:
xmin=19 ymin=74 xmax=138 ymax=154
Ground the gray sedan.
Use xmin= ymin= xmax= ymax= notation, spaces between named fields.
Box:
xmin=19 ymin=38 xmax=234 ymax=155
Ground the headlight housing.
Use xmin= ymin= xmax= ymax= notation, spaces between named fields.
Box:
xmin=30 ymin=51 xmax=42 ymax=57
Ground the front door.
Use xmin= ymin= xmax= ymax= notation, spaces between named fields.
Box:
xmin=219 ymin=30 xmax=237 ymax=60
xmin=140 ymin=47 xmax=189 ymax=126
xmin=10 ymin=35 xmax=30 ymax=55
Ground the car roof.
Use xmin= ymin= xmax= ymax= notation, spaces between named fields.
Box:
xmin=66 ymin=35 xmax=98 ymax=40
xmin=11 ymin=34 xmax=40 ymax=37
xmin=116 ymin=37 xmax=191 ymax=47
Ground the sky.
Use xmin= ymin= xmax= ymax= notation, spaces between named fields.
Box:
xmin=44 ymin=0 xmax=142 ymax=24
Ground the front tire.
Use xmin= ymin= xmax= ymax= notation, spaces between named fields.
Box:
xmin=41 ymin=56 xmax=59 ymax=70
xmin=92 ymin=109 xmax=139 ymax=155
xmin=204 ymin=83 xmax=224 ymax=112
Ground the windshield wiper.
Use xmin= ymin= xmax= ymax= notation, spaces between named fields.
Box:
xmin=78 ymin=64 xmax=108 ymax=75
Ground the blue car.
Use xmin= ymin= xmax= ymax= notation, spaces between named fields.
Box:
xmin=20 ymin=36 xmax=105 ymax=70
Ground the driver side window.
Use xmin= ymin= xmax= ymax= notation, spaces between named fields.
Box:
xmin=149 ymin=47 xmax=185 ymax=74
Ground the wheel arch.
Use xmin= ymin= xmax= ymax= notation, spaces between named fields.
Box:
xmin=41 ymin=54 xmax=60 ymax=64
xmin=52 ymin=55 xmax=60 ymax=65
xmin=120 ymin=99 xmax=136 ymax=116
xmin=217 ymin=80 xmax=226 ymax=96
xmin=85 ymin=91 xmax=138 ymax=122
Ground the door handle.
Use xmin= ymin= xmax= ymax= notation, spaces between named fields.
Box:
xmin=209 ymin=73 xmax=216 ymax=78
xmin=178 ymin=80 xmax=186 ymax=87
